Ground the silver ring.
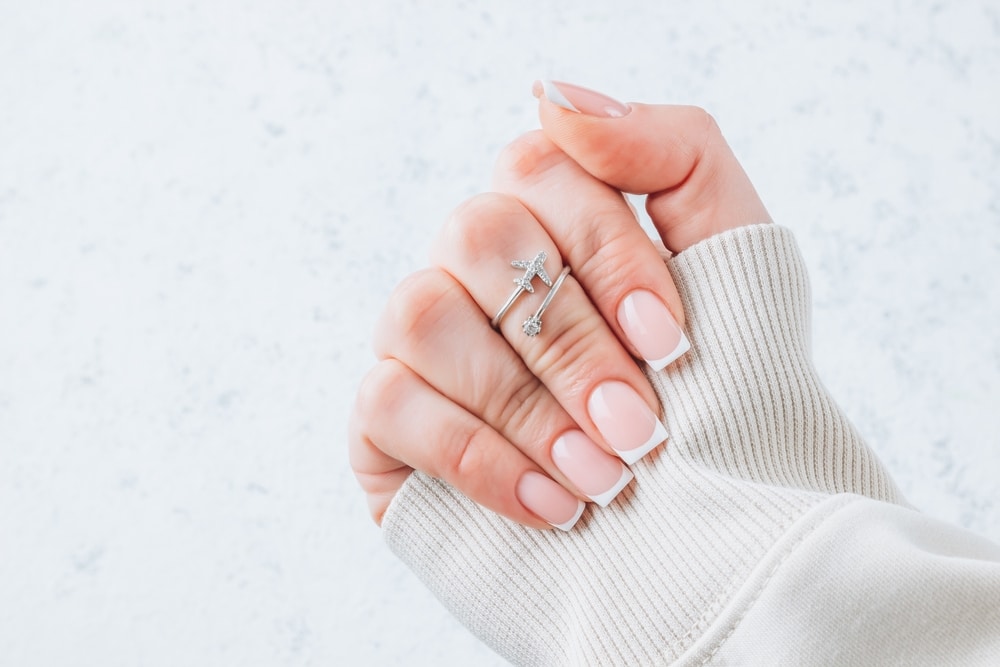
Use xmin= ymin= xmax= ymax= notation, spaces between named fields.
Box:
xmin=522 ymin=266 xmax=571 ymax=337
xmin=490 ymin=251 xmax=553 ymax=330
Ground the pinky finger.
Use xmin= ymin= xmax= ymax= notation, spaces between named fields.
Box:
xmin=349 ymin=358 xmax=585 ymax=531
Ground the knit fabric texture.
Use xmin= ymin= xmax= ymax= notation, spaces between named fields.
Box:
xmin=381 ymin=224 xmax=905 ymax=665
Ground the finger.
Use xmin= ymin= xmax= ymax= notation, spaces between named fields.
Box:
xmin=533 ymin=80 xmax=772 ymax=253
xmin=347 ymin=393 xmax=414 ymax=525
xmin=374 ymin=263 xmax=634 ymax=503
xmin=492 ymin=131 xmax=691 ymax=373
xmin=352 ymin=358 xmax=585 ymax=530
xmin=430 ymin=193 xmax=668 ymax=465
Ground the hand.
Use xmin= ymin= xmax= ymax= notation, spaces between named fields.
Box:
xmin=349 ymin=81 xmax=771 ymax=529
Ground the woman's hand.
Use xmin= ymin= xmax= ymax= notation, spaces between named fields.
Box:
xmin=349 ymin=81 xmax=771 ymax=529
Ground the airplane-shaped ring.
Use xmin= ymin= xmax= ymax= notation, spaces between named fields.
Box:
xmin=491 ymin=251 xmax=554 ymax=330
xmin=511 ymin=251 xmax=553 ymax=293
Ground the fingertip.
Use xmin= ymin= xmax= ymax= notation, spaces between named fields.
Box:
xmin=516 ymin=470 xmax=588 ymax=531
xmin=551 ymin=499 xmax=587 ymax=531
xmin=645 ymin=331 xmax=691 ymax=372
xmin=617 ymin=288 xmax=689 ymax=369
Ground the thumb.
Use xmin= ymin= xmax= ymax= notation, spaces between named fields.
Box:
xmin=534 ymin=80 xmax=772 ymax=253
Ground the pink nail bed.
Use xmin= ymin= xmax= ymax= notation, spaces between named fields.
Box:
xmin=618 ymin=290 xmax=691 ymax=371
xmin=537 ymin=80 xmax=631 ymax=118
xmin=516 ymin=471 xmax=586 ymax=531
xmin=551 ymin=430 xmax=633 ymax=507
xmin=588 ymin=381 xmax=668 ymax=464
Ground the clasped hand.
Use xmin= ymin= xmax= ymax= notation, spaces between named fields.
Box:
xmin=349 ymin=81 xmax=771 ymax=530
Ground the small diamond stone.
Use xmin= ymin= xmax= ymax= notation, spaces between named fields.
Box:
xmin=522 ymin=315 xmax=542 ymax=337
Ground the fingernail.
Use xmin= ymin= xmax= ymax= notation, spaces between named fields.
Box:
xmin=551 ymin=430 xmax=634 ymax=507
xmin=533 ymin=80 xmax=631 ymax=118
xmin=618 ymin=290 xmax=691 ymax=371
xmin=588 ymin=381 xmax=668 ymax=464
xmin=516 ymin=471 xmax=586 ymax=531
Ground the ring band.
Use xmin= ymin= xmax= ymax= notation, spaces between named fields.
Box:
xmin=491 ymin=251 xmax=553 ymax=330
xmin=491 ymin=286 xmax=525 ymax=330
xmin=522 ymin=266 xmax=571 ymax=337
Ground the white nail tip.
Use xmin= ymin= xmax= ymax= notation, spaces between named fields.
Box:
xmin=646 ymin=332 xmax=692 ymax=371
xmin=613 ymin=420 xmax=668 ymax=465
xmin=550 ymin=499 xmax=586 ymax=531
xmin=540 ymin=80 xmax=580 ymax=113
xmin=588 ymin=466 xmax=635 ymax=507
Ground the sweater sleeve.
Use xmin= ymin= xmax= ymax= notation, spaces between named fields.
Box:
xmin=380 ymin=224 xmax=1000 ymax=666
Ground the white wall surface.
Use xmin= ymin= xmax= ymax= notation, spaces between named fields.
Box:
xmin=1 ymin=1 xmax=998 ymax=665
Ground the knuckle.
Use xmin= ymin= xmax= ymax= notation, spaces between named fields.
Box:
xmin=440 ymin=192 xmax=521 ymax=260
xmin=686 ymin=105 xmax=723 ymax=158
xmin=490 ymin=373 xmax=551 ymax=440
xmin=530 ymin=312 xmax=606 ymax=404
xmin=494 ymin=130 xmax=560 ymax=180
xmin=587 ymin=139 xmax=634 ymax=184
xmin=353 ymin=359 xmax=411 ymax=426
xmin=436 ymin=419 xmax=493 ymax=482
xmin=374 ymin=268 xmax=453 ymax=357
xmin=346 ymin=401 xmax=366 ymax=466
xmin=685 ymin=104 xmax=717 ymax=130
xmin=572 ymin=213 xmax=640 ymax=293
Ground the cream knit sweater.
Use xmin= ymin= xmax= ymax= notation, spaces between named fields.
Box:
xmin=382 ymin=225 xmax=1000 ymax=666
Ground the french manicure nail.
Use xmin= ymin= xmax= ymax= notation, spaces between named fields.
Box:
xmin=535 ymin=80 xmax=631 ymax=118
xmin=551 ymin=430 xmax=634 ymax=507
xmin=516 ymin=471 xmax=586 ymax=531
xmin=618 ymin=290 xmax=691 ymax=371
xmin=588 ymin=381 xmax=668 ymax=464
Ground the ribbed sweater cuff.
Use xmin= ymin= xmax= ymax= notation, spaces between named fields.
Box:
xmin=382 ymin=224 xmax=903 ymax=666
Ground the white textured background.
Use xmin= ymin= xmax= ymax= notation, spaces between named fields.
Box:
xmin=1 ymin=2 xmax=998 ymax=665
